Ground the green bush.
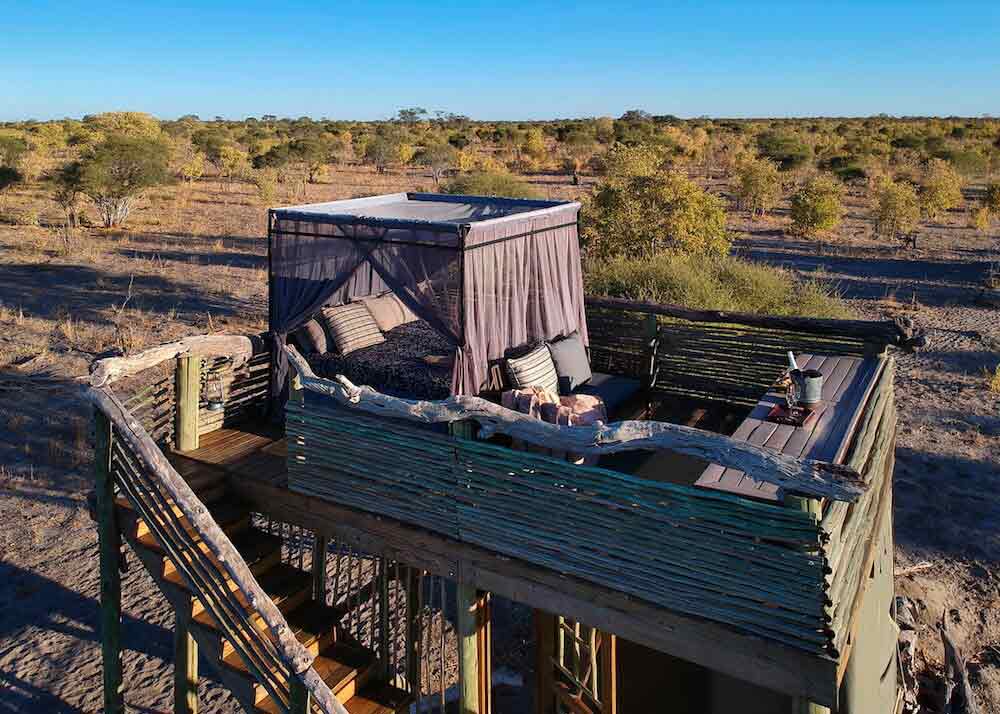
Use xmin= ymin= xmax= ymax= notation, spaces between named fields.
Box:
xmin=919 ymin=158 xmax=963 ymax=221
xmin=790 ymin=174 xmax=844 ymax=237
xmin=442 ymin=170 xmax=539 ymax=198
xmin=873 ymin=178 xmax=920 ymax=244
xmin=583 ymin=144 xmax=729 ymax=259
xmin=735 ymin=157 xmax=781 ymax=217
xmin=984 ymin=182 xmax=1000 ymax=214
xmin=585 ymin=253 xmax=853 ymax=319
xmin=78 ymin=134 xmax=172 ymax=227
xmin=756 ymin=131 xmax=813 ymax=171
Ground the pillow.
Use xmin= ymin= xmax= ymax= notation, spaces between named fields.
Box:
xmin=547 ymin=331 xmax=592 ymax=394
xmin=290 ymin=319 xmax=329 ymax=355
xmin=319 ymin=303 xmax=385 ymax=355
xmin=361 ymin=293 xmax=418 ymax=333
xmin=505 ymin=343 xmax=559 ymax=397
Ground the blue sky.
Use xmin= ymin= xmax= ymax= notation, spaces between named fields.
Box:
xmin=3 ymin=1 xmax=999 ymax=121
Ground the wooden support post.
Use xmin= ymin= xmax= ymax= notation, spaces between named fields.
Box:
xmin=312 ymin=535 xmax=329 ymax=603
xmin=598 ymin=631 xmax=617 ymax=714
xmin=95 ymin=408 xmax=125 ymax=714
xmin=378 ymin=557 xmax=391 ymax=679
xmin=535 ymin=610 xmax=555 ymax=714
xmin=476 ymin=591 xmax=492 ymax=714
xmin=289 ymin=677 xmax=311 ymax=714
xmin=174 ymin=614 xmax=199 ymax=714
xmin=786 ymin=494 xmax=829 ymax=714
xmin=175 ymin=355 xmax=201 ymax=452
xmin=406 ymin=568 xmax=422 ymax=696
xmin=457 ymin=583 xmax=484 ymax=714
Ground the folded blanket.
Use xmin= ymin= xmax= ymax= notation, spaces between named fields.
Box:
xmin=501 ymin=387 xmax=606 ymax=464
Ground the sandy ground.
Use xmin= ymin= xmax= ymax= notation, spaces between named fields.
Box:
xmin=1 ymin=168 xmax=998 ymax=712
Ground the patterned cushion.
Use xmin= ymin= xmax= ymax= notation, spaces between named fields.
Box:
xmin=505 ymin=343 xmax=559 ymax=397
xmin=290 ymin=318 xmax=329 ymax=355
xmin=361 ymin=293 xmax=418 ymax=333
xmin=319 ymin=304 xmax=385 ymax=355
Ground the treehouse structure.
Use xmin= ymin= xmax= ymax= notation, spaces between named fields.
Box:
xmin=85 ymin=193 xmax=915 ymax=714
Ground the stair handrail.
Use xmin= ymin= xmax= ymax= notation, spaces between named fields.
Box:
xmin=86 ymin=383 xmax=350 ymax=714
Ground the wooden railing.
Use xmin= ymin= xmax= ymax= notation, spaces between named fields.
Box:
xmin=86 ymin=336 xmax=348 ymax=714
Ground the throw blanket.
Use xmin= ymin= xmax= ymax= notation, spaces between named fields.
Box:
xmin=501 ymin=387 xmax=606 ymax=464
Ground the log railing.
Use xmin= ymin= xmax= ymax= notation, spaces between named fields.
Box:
xmin=86 ymin=337 xmax=347 ymax=714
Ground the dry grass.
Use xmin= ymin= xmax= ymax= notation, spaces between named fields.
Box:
xmin=987 ymin=363 xmax=1000 ymax=394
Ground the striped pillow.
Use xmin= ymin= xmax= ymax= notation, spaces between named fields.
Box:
xmin=505 ymin=344 xmax=559 ymax=397
xmin=319 ymin=304 xmax=385 ymax=355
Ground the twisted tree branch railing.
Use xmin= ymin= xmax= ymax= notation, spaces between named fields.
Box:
xmin=284 ymin=344 xmax=866 ymax=502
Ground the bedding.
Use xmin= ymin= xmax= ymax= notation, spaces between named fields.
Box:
xmin=308 ymin=320 xmax=454 ymax=400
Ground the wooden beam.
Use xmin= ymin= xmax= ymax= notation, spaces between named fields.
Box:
xmin=175 ymin=355 xmax=201 ymax=452
xmin=231 ymin=478 xmax=841 ymax=707
xmin=95 ymin=408 xmax=125 ymax=714
xmin=87 ymin=334 xmax=262 ymax=388
xmin=174 ymin=614 xmax=199 ymax=714
xmin=285 ymin=345 xmax=865 ymax=502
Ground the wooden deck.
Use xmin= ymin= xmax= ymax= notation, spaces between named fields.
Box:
xmin=168 ymin=422 xmax=287 ymax=488
xmin=695 ymin=353 xmax=885 ymax=501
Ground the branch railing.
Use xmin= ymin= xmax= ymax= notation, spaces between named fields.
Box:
xmin=86 ymin=337 xmax=348 ymax=714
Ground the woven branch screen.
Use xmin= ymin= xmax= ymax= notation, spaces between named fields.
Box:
xmin=585 ymin=303 xmax=888 ymax=408
xmin=286 ymin=398 xmax=838 ymax=655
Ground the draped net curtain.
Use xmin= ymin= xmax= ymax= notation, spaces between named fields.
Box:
xmin=267 ymin=195 xmax=586 ymax=409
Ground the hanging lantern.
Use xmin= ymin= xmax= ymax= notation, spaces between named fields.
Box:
xmin=205 ymin=373 xmax=226 ymax=412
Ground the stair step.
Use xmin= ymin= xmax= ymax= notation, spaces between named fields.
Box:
xmin=195 ymin=564 xmax=314 ymax=657
xmin=344 ymin=683 xmax=412 ymax=714
xmin=253 ymin=644 xmax=381 ymax=713
xmin=116 ymin=497 xmax=249 ymax=541
xmin=137 ymin=527 xmax=281 ymax=582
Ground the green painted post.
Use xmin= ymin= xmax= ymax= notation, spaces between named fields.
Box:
xmin=457 ymin=583 xmax=481 ymax=714
xmin=95 ymin=408 xmax=125 ymax=714
xmin=174 ymin=614 xmax=199 ymax=714
xmin=785 ymin=494 xmax=829 ymax=714
xmin=289 ymin=676 xmax=311 ymax=714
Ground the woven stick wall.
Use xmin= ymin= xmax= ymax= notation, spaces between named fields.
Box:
xmin=199 ymin=350 xmax=271 ymax=436
xmin=586 ymin=299 xmax=903 ymax=408
xmin=286 ymin=398 xmax=835 ymax=656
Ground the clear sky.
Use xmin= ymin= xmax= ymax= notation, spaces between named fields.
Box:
xmin=3 ymin=1 xmax=999 ymax=122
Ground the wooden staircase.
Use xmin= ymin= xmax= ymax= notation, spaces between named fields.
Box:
xmin=115 ymin=467 xmax=410 ymax=714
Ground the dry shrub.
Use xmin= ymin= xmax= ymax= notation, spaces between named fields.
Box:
xmin=988 ymin=364 xmax=1000 ymax=395
xmin=585 ymin=252 xmax=853 ymax=319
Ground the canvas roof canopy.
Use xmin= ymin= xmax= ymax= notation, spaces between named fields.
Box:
xmin=268 ymin=192 xmax=588 ymax=405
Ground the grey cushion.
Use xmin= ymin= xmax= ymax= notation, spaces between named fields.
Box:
xmin=319 ymin=303 xmax=385 ymax=355
xmin=547 ymin=331 xmax=591 ymax=395
xmin=505 ymin=343 xmax=559 ymax=396
xmin=576 ymin=372 xmax=642 ymax=415
xmin=291 ymin=318 xmax=329 ymax=355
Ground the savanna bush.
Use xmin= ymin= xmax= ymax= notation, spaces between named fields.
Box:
xmin=585 ymin=252 xmax=852 ymax=319
xmin=919 ymin=158 xmax=963 ymax=221
xmin=790 ymin=174 xmax=844 ymax=237
xmin=873 ymin=178 xmax=920 ymax=245
xmin=735 ymin=157 xmax=781 ymax=217
xmin=442 ymin=170 xmax=538 ymax=198
xmin=583 ymin=144 xmax=729 ymax=259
